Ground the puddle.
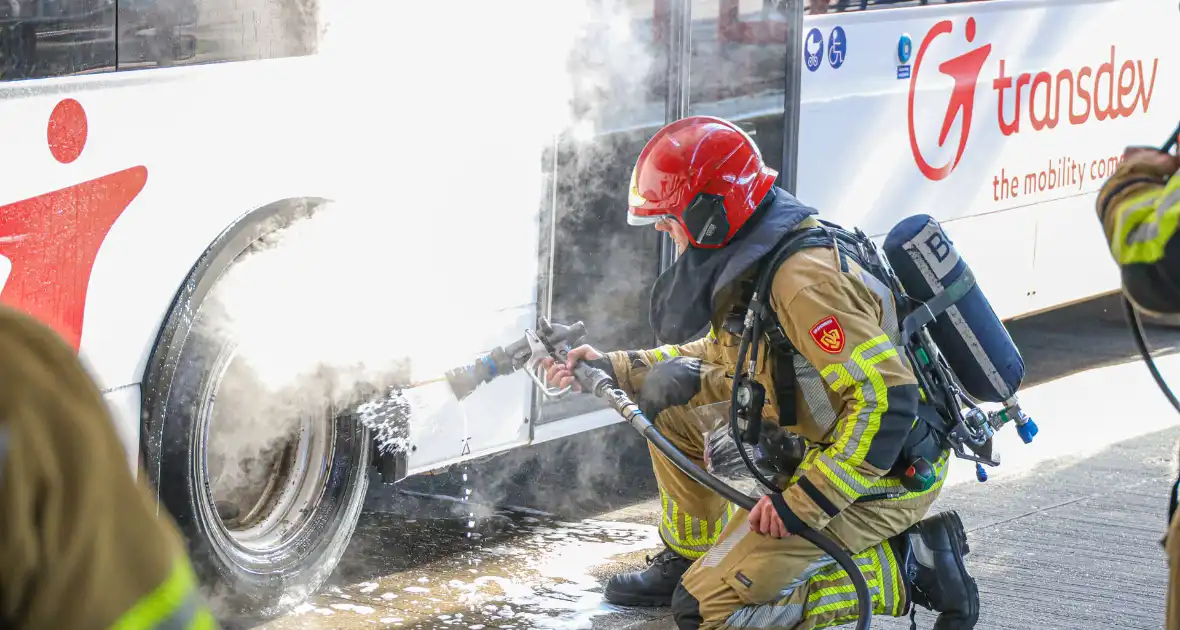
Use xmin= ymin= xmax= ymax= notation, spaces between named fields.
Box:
xmin=255 ymin=508 xmax=663 ymax=630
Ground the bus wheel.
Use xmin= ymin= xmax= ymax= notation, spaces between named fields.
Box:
xmin=141 ymin=198 xmax=370 ymax=623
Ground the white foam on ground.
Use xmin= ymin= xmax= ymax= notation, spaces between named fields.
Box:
xmin=448 ymin=520 xmax=662 ymax=630
xmin=329 ymin=603 xmax=375 ymax=614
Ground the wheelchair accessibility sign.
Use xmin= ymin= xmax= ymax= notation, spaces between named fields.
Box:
xmin=827 ymin=26 xmax=847 ymax=69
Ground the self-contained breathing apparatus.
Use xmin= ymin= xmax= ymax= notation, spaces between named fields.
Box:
xmin=723 ymin=215 xmax=1039 ymax=502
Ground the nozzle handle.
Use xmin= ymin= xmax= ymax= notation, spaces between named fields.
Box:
xmin=539 ymin=320 xmax=614 ymax=396
xmin=546 ymin=339 xmax=615 ymax=396
xmin=572 ymin=361 xmax=615 ymax=396
xmin=539 ymin=318 xmax=587 ymax=347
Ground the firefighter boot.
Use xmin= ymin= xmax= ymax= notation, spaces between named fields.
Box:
xmin=603 ymin=546 xmax=693 ymax=607
xmin=891 ymin=510 xmax=979 ymax=630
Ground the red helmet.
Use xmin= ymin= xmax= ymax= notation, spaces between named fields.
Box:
xmin=627 ymin=116 xmax=778 ymax=249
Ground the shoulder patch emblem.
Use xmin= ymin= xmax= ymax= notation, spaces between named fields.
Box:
xmin=809 ymin=315 xmax=845 ymax=354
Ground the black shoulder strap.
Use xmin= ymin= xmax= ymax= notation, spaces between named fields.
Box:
xmin=898 ymin=267 xmax=977 ymax=341
xmin=752 ymin=224 xmax=866 ymax=426
xmin=755 ymin=224 xmax=868 ymax=352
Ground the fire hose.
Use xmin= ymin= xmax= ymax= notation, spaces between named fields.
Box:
xmin=441 ymin=317 xmax=873 ymax=630
xmin=1123 ymin=119 xmax=1180 ymax=419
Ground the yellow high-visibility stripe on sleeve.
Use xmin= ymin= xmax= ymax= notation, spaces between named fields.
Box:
xmin=1115 ymin=176 xmax=1180 ymax=265
xmin=649 ymin=345 xmax=683 ymax=363
xmin=108 ymin=557 xmax=214 ymax=630
xmin=819 ymin=335 xmax=896 ymax=468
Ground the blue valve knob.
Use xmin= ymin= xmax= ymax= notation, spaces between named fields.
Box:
xmin=1016 ymin=417 xmax=1039 ymax=444
xmin=975 ymin=463 xmax=988 ymax=482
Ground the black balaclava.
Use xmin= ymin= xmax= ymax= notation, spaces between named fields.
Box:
xmin=649 ymin=187 xmax=818 ymax=344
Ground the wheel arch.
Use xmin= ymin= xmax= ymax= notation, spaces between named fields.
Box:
xmin=139 ymin=196 xmax=332 ymax=495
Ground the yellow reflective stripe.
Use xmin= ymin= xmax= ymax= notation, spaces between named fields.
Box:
xmin=807 ymin=584 xmax=867 ymax=619
xmin=849 ymin=347 xmax=895 ymax=466
xmin=793 ymin=444 xmax=950 ymax=508
xmin=657 ymin=487 xmax=730 ymax=560
xmin=658 ymin=489 xmax=702 ymax=558
xmin=683 ymin=509 xmax=707 ymax=549
xmin=805 ymin=557 xmax=886 ymax=621
xmin=190 ymin=609 xmax=217 ymax=630
xmin=815 ymin=455 xmax=871 ymax=499
xmin=867 ymin=547 xmax=886 ymax=612
xmin=649 ymin=345 xmax=683 ymax=363
xmin=882 ymin=539 xmax=904 ymax=616
xmin=108 ymin=557 xmax=203 ymax=630
xmin=819 ymin=335 xmax=894 ymax=466
xmin=1114 ymin=178 xmax=1180 ymax=265
xmin=175 ymin=607 xmax=216 ymax=630
xmin=820 ymin=452 xmax=901 ymax=494
xmin=789 ymin=448 xmax=824 ymax=485
xmin=817 ymin=611 xmax=864 ymax=630
xmin=823 ymin=364 xmax=864 ymax=455
xmin=775 ymin=544 xmax=901 ymax=629
xmin=885 ymin=451 xmax=950 ymax=502
xmin=662 ymin=535 xmax=707 ymax=560
xmin=814 ymin=444 xmax=949 ymax=503
xmin=817 ymin=456 xmax=857 ymax=496
xmin=811 ymin=334 xmax=949 ymax=504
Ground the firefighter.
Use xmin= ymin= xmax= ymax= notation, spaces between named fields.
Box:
xmin=0 ymin=304 xmax=220 ymax=630
xmin=544 ymin=115 xmax=979 ymax=629
xmin=1094 ymin=144 xmax=1180 ymax=630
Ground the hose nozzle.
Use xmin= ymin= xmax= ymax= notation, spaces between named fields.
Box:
xmin=443 ymin=318 xmax=591 ymax=401
xmin=445 ymin=347 xmax=514 ymax=400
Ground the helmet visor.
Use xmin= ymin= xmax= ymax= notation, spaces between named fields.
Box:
xmin=626 ymin=210 xmax=671 ymax=226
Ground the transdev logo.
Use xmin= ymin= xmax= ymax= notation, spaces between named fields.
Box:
xmin=0 ymin=99 xmax=147 ymax=351
xmin=907 ymin=18 xmax=989 ymax=182
xmin=907 ymin=16 xmax=1159 ymax=182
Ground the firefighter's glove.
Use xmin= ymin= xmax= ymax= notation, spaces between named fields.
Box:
xmin=635 ymin=357 xmax=703 ymax=420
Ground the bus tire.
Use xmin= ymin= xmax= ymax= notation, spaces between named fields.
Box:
xmin=141 ymin=197 xmax=370 ymax=623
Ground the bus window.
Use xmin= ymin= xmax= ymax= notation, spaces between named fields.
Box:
xmin=0 ymin=0 xmax=116 ymax=81
xmin=536 ymin=0 xmax=670 ymax=425
xmin=117 ymin=0 xmax=316 ymax=70
xmin=687 ymin=0 xmax=787 ymax=180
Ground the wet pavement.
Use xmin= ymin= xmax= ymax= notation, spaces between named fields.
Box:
xmin=255 ymin=293 xmax=1180 ymax=629
xmin=256 ymin=508 xmax=665 ymax=630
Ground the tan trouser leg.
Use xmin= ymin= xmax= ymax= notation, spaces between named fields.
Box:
xmin=681 ymin=482 xmax=943 ymax=629
xmin=1166 ymin=501 xmax=1180 ymax=630
xmin=650 ymin=403 xmax=738 ymax=560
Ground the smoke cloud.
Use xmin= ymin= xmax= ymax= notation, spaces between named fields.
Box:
xmin=188 ymin=0 xmax=671 ymax=516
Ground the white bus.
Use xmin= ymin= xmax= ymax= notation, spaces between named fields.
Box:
xmin=0 ymin=0 xmax=1174 ymax=621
